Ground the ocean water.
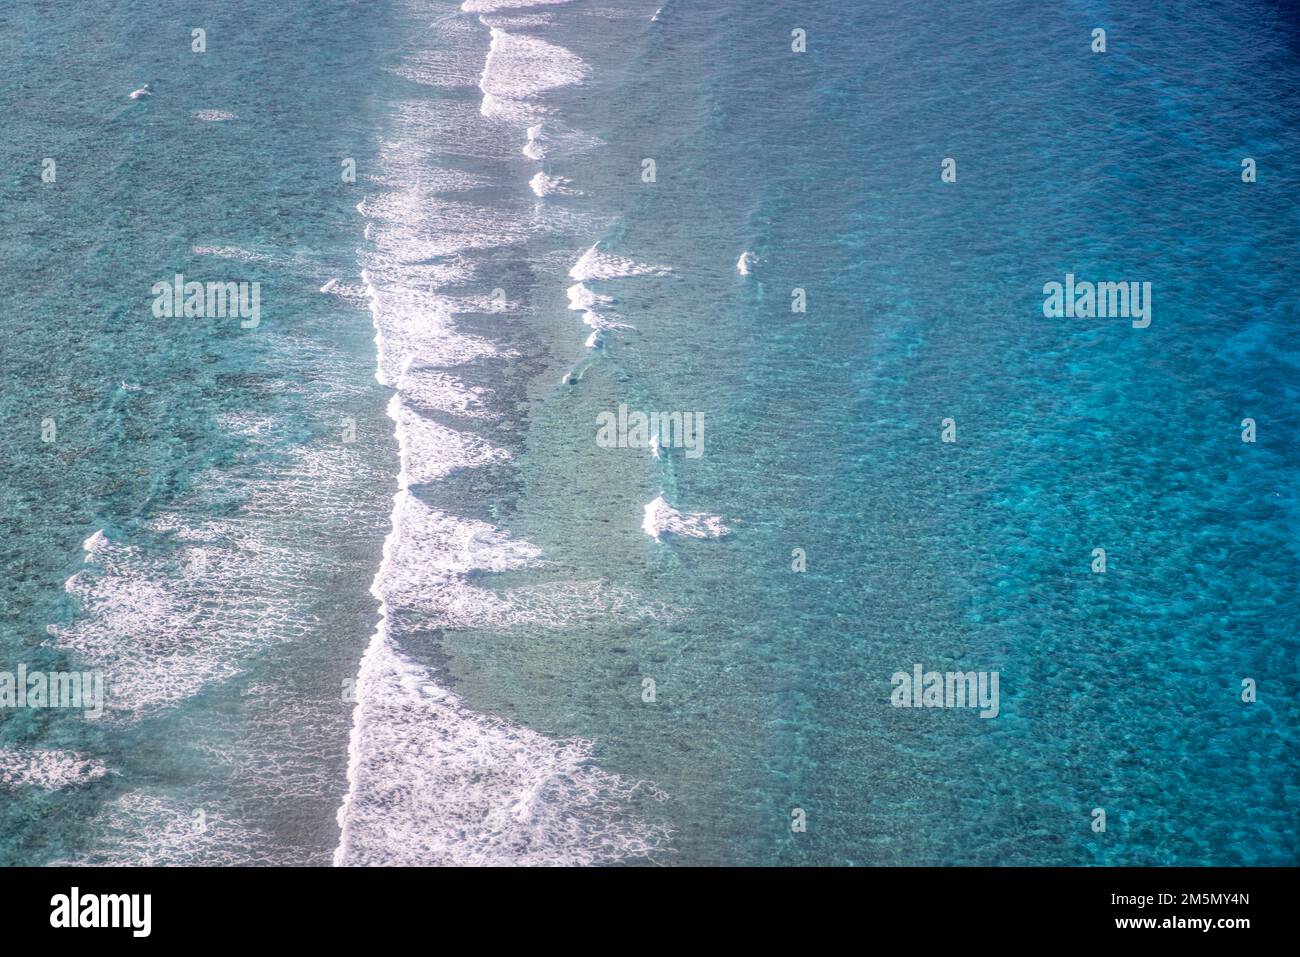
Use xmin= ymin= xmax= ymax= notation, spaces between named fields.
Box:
xmin=1 ymin=0 xmax=1297 ymax=866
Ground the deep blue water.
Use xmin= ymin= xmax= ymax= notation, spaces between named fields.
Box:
xmin=1 ymin=0 xmax=1296 ymax=866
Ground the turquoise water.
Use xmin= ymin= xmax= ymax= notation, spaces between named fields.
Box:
xmin=1 ymin=0 xmax=1297 ymax=866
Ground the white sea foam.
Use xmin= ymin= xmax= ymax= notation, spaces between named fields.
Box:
xmin=565 ymin=281 xmax=611 ymax=313
xmin=737 ymin=250 xmax=753 ymax=276
xmin=52 ymin=791 xmax=270 ymax=866
xmin=366 ymin=191 xmax=526 ymax=257
xmin=54 ymin=524 xmax=287 ymax=713
xmin=336 ymin=478 xmax=673 ymax=865
xmin=369 ymin=164 xmax=491 ymax=195
xmin=83 ymin=528 xmax=109 ymax=554
xmin=375 ymin=491 xmax=541 ymax=603
xmin=390 ymin=393 xmax=511 ymax=488
xmin=370 ymin=491 xmax=671 ymax=628
xmin=391 ymin=97 xmax=525 ymax=160
xmin=55 ymin=531 xmax=228 ymax=711
xmin=193 ymin=109 xmax=237 ymax=122
xmin=566 ymin=282 xmax=631 ymax=333
xmin=389 ymin=16 xmax=484 ymax=89
xmin=362 ymin=266 xmax=499 ymax=388
xmin=335 ymin=632 xmax=670 ymax=866
xmin=564 ymin=245 xmax=670 ymax=347
xmin=0 ymin=749 xmax=108 ymax=791
xmin=357 ymin=132 xmax=530 ymax=390
xmin=520 ymin=118 xmax=605 ymax=160
xmin=48 ymin=280 xmax=388 ymax=722
xmin=334 ymin=0 xmax=674 ymax=867
xmin=642 ymin=495 xmax=730 ymax=540
xmin=396 ymin=364 xmax=498 ymax=420
xmin=190 ymin=244 xmax=274 ymax=264
xmin=480 ymin=12 xmax=558 ymax=28
xmin=478 ymin=28 xmax=590 ymax=125
xmin=461 ymin=0 xmax=570 ymax=13
xmin=51 ymin=426 xmax=379 ymax=715
xmin=529 ymin=171 xmax=574 ymax=197
xmin=568 ymin=243 xmax=670 ymax=281
xmin=523 ymin=123 xmax=546 ymax=159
